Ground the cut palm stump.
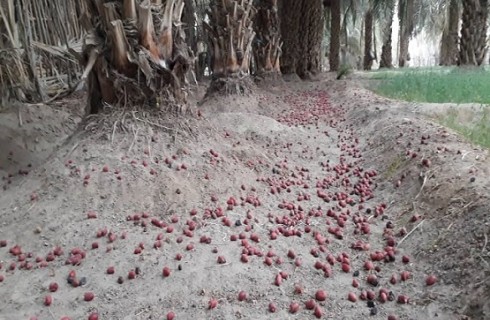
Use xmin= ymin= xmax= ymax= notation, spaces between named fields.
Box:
xmin=204 ymin=0 xmax=256 ymax=97
xmin=81 ymin=0 xmax=194 ymax=114
xmin=253 ymin=0 xmax=282 ymax=81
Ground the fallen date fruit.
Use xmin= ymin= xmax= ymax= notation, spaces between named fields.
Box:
xmin=341 ymin=263 xmax=350 ymax=273
xmin=360 ymin=291 xmax=367 ymax=300
xmin=314 ymin=261 xmax=324 ymax=270
xmin=48 ymin=282 xmax=58 ymax=292
xmin=294 ymin=284 xmax=303 ymax=294
xmin=238 ymin=291 xmax=247 ymax=301
xmin=262 ymin=255 xmax=273 ymax=265
xmin=107 ymin=266 xmax=115 ymax=274
xmin=289 ymin=302 xmax=300 ymax=314
xmin=295 ymin=258 xmax=302 ymax=267
xmin=274 ymin=274 xmax=282 ymax=286
xmin=84 ymin=292 xmax=95 ymax=302
xmin=364 ymin=260 xmax=374 ymax=270
xmin=9 ymin=245 xmax=22 ymax=256
xmin=305 ymin=299 xmax=316 ymax=310
xmin=367 ymin=274 xmax=379 ymax=286
xmin=315 ymin=290 xmax=327 ymax=301
xmin=208 ymin=298 xmax=218 ymax=309
xmin=166 ymin=312 xmax=175 ymax=320
xmin=426 ymin=275 xmax=437 ymax=286
xmin=366 ymin=290 xmax=375 ymax=300
xmin=128 ymin=270 xmax=136 ymax=279
xmin=397 ymin=295 xmax=409 ymax=304
xmin=348 ymin=292 xmax=357 ymax=302
xmin=268 ymin=302 xmax=277 ymax=313
xmin=352 ymin=279 xmax=359 ymax=288
xmin=217 ymin=256 xmax=226 ymax=264
xmin=379 ymin=291 xmax=388 ymax=303
xmin=87 ymin=211 xmax=97 ymax=219
xmin=390 ymin=274 xmax=397 ymax=285
xmin=88 ymin=313 xmax=99 ymax=320
xmin=44 ymin=295 xmax=52 ymax=306
xmin=314 ymin=305 xmax=323 ymax=318
xmin=162 ymin=267 xmax=171 ymax=277
xmin=400 ymin=271 xmax=411 ymax=281
xmin=388 ymin=315 xmax=398 ymax=320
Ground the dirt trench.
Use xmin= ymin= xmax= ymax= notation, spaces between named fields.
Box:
xmin=0 ymin=75 xmax=488 ymax=320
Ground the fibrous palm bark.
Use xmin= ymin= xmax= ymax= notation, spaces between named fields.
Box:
xmin=363 ymin=7 xmax=374 ymax=70
xmin=82 ymin=0 xmax=193 ymax=114
xmin=459 ymin=0 xmax=488 ymax=66
xmin=439 ymin=0 xmax=460 ymax=66
xmin=253 ymin=0 xmax=282 ymax=77
xmin=279 ymin=0 xmax=324 ymax=78
xmin=204 ymin=0 xmax=256 ymax=95
xmin=328 ymin=0 xmax=341 ymax=71
xmin=278 ymin=0 xmax=302 ymax=75
xmin=398 ymin=0 xmax=414 ymax=67
xmin=379 ymin=0 xmax=395 ymax=68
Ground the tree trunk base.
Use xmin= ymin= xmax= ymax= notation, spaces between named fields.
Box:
xmin=87 ymin=62 xmax=187 ymax=115
xmin=82 ymin=0 xmax=192 ymax=115
xmin=205 ymin=75 xmax=254 ymax=98
xmin=254 ymin=71 xmax=285 ymax=85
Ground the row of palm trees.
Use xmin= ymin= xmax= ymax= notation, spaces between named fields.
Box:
xmin=2 ymin=0 xmax=484 ymax=109
xmin=328 ymin=0 xmax=488 ymax=71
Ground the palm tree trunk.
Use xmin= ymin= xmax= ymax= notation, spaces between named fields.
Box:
xmin=82 ymin=0 xmax=192 ymax=113
xmin=297 ymin=0 xmax=324 ymax=77
xmin=363 ymin=8 xmax=374 ymax=70
xmin=205 ymin=0 xmax=256 ymax=95
xmin=398 ymin=0 xmax=414 ymax=67
xmin=279 ymin=0 xmax=324 ymax=78
xmin=379 ymin=0 xmax=394 ymax=68
xmin=278 ymin=0 xmax=302 ymax=74
xmin=329 ymin=0 xmax=341 ymax=71
xmin=254 ymin=0 xmax=282 ymax=77
xmin=459 ymin=0 xmax=488 ymax=66
xmin=439 ymin=0 xmax=460 ymax=66
xmin=182 ymin=0 xmax=197 ymax=79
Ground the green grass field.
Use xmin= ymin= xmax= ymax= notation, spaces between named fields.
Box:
xmin=371 ymin=67 xmax=490 ymax=148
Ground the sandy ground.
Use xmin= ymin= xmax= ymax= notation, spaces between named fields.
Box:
xmin=0 ymin=74 xmax=488 ymax=320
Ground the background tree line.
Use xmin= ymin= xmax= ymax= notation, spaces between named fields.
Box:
xmin=0 ymin=0 xmax=487 ymax=112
